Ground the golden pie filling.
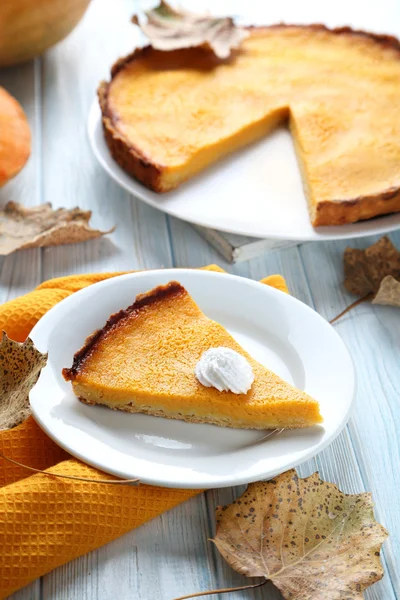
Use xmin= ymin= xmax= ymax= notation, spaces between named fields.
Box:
xmin=63 ymin=282 xmax=323 ymax=430
xmin=99 ymin=25 xmax=400 ymax=226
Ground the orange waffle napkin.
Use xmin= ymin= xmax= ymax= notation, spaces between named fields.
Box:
xmin=0 ymin=267 xmax=288 ymax=598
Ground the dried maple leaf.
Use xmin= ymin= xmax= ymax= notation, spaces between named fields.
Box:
xmin=132 ymin=1 xmax=248 ymax=59
xmin=372 ymin=275 xmax=400 ymax=307
xmin=344 ymin=236 xmax=400 ymax=298
xmin=212 ymin=469 xmax=388 ymax=600
xmin=0 ymin=332 xmax=47 ymax=430
xmin=0 ymin=201 xmax=114 ymax=255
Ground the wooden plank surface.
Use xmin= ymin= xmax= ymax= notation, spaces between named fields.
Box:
xmin=0 ymin=1 xmax=399 ymax=599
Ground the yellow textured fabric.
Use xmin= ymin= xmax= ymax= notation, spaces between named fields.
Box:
xmin=0 ymin=265 xmax=226 ymax=343
xmin=260 ymin=274 xmax=289 ymax=294
xmin=0 ymin=266 xmax=288 ymax=598
xmin=0 ymin=289 xmax=73 ymax=343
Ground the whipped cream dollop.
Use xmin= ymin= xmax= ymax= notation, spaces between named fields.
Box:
xmin=195 ymin=347 xmax=254 ymax=394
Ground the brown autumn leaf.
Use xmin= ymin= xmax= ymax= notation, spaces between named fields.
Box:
xmin=344 ymin=236 xmax=400 ymax=302
xmin=0 ymin=201 xmax=114 ymax=255
xmin=213 ymin=469 xmax=388 ymax=600
xmin=0 ymin=333 xmax=139 ymax=484
xmin=132 ymin=1 xmax=248 ymax=60
xmin=330 ymin=236 xmax=400 ymax=323
xmin=372 ymin=275 xmax=400 ymax=307
xmin=0 ymin=332 xmax=47 ymax=430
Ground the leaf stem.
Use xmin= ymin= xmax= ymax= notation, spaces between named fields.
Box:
xmin=0 ymin=450 xmax=139 ymax=485
xmin=171 ymin=578 xmax=267 ymax=600
xmin=329 ymin=293 xmax=373 ymax=324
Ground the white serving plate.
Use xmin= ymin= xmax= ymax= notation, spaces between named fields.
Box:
xmin=88 ymin=101 xmax=400 ymax=241
xmin=30 ymin=269 xmax=355 ymax=489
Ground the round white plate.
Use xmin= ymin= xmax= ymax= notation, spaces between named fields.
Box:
xmin=29 ymin=269 xmax=355 ymax=489
xmin=88 ymin=101 xmax=400 ymax=241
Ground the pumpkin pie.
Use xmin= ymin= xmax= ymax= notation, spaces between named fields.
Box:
xmin=62 ymin=281 xmax=322 ymax=430
xmin=99 ymin=25 xmax=400 ymax=226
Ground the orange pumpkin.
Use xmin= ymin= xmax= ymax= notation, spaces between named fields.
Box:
xmin=0 ymin=0 xmax=90 ymax=67
xmin=0 ymin=87 xmax=31 ymax=186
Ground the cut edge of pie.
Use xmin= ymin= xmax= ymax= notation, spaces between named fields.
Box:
xmin=62 ymin=281 xmax=323 ymax=430
xmin=98 ymin=24 xmax=400 ymax=227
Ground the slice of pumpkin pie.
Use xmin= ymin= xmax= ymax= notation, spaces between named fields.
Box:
xmin=62 ymin=281 xmax=322 ymax=430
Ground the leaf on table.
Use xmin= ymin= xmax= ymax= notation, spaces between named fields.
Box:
xmin=372 ymin=275 xmax=400 ymax=307
xmin=0 ymin=332 xmax=47 ymax=430
xmin=212 ymin=469 xmax=388 ymax=600
xmin=0 ymin=201 xmax=114 ymax=255
xmin=132 ymin=1 xmax=248 ymax=59
xmin=344 ymin=236 xmax=400 ymax=297
xmin=331 ymin=236 xmax=400 ymax=322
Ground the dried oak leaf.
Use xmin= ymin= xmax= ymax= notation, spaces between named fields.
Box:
xmin=213 ymin=469 xmax=388 ymax=600
xmin=132 ymin=1 xmax=248 ymax=59
xmin=0 ymin=332 xmax=47 ymax=430
xmin=0 ymin=201 xmax=114 ymax=255
xmin=344 ymin=236 xmax=400 ymax=304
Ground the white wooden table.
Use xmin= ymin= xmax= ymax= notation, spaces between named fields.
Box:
xmin=1 ymin=1 xmax=399 ymax=598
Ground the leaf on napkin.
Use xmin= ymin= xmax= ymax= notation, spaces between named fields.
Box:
xmin=0 ymin=332 xmax=47 ymax=430
xmin=212 ymin=469 xmax=388 ymax=600
xmin=0 ymin=334 xmax=139 ymax=484
xmin=0 ymin=201 xmax=114 ymax=255
xmin=132 ymin=1 xmax=248 ymax=59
